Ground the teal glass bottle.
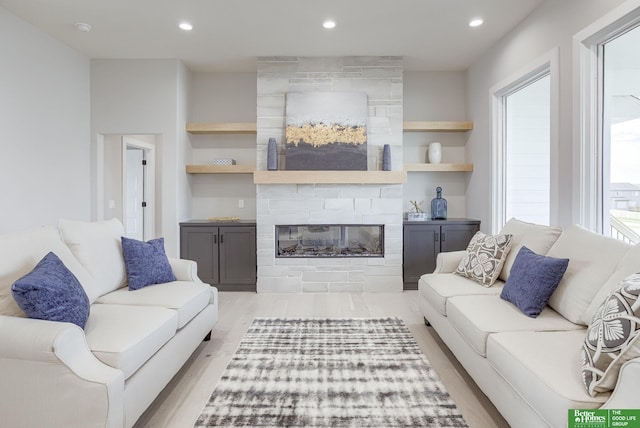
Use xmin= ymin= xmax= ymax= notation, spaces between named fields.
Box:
xmin=431 ymin=186 xmax=447 ymax=220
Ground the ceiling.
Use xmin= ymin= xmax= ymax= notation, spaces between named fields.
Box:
xmin=0 ymin=0 xmax=545 ymax=72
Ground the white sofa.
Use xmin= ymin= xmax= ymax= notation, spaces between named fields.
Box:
xmin=419 ymin=219 xmax=640 ymax=428
xmin=0 ymin=219 xmax=218 ymax=428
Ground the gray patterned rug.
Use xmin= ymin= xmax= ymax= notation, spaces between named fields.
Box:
xmin=195 ymin=318 xmax=467 ymax=427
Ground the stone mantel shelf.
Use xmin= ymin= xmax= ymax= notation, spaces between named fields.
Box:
xmin=253 ymin=170 xmax=407 ymax=184
xmin=402 ymin=121 xmax=473 ymax=132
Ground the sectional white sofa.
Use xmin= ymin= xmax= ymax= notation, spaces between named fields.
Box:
xmin=419 ymin=219 xmax=640 ymax=428
xmin=0 ymin=218 xmax=218 ymax=428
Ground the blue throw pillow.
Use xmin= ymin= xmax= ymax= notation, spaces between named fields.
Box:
xmin=11 ymin=252 xmax=90 ymax=329
xmin=121 ymin=236 xmax=176 ymax=290
xmin=500 ymin=246 xmax=569 ymax=318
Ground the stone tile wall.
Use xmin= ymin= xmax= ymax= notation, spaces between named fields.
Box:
xmin=256 ymin=57 xmax=404 ymax=292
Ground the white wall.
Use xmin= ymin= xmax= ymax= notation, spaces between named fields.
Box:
xmin=91 ymin=59 xmax=190 ymax=256
xmin=403 ymin=71 xmax=469 ymax=218
xmin=466 ymin=0 xmax=628 ymax=231
xmin=0 ymin=6 xmax=90 ymax=233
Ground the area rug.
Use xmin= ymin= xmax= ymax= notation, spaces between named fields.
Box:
xmin=194 ymin=318 xmax=467 ymax=427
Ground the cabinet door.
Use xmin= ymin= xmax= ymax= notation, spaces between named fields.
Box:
xmin=403 ymin=224 xmax=440 ymax=290
xmin=180 ymin=226 xmax=220 ymax=285
xmin=440 ymin=223 xmax=479 ymax=253
xmin=219 ymin=226 xmax=257 ymax=289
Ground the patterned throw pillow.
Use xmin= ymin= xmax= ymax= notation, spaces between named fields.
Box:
xmin=454 ymin=231 xmax=513 ymax=287
xmin=581 ymin=273 xmax=640 ymax=396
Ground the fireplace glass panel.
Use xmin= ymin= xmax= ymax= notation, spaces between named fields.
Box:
xmin=276 ymin=224 xmax=384 ymax=258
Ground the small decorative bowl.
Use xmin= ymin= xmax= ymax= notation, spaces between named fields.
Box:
xmin=406 ymin=212 xmax=429 ymax=222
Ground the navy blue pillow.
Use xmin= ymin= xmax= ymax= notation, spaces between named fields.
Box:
xmin=11 ymin=252 xmax=90 ymax=329
xmin=121 ymin=237 xmax=176 ymax=290
xmin=500 ymin=246 xmax=569 ymax=318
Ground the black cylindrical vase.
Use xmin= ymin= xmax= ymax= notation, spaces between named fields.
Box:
xmin=382 ymin=144 xmax=391 ymax=171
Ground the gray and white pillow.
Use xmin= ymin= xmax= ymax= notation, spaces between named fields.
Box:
xmin=582 ymin=273 xmax=640 ymax=396
xmin=454 ymin=231 xmax=513 ymax=287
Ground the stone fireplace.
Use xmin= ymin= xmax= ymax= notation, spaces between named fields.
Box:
xmin=256 ymin=56 xmax=403 ymax=293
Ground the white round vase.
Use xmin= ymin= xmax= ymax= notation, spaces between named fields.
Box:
xmin=428 ymin=142 xmax=442 ymax=164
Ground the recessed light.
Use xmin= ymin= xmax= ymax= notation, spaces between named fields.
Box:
xmin=323 ymin=20 xmax=336 ymax=29
xmin=179 ymin=22 xmax=193 ymax=31
xmin=74 ymin=22 xmax=92 ymax=32
xmin=469 ymin=18 xmax=484 ymax=27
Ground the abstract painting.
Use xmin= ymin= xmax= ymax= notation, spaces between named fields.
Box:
xmin=285 ymin=92 xmax=368 ymax=170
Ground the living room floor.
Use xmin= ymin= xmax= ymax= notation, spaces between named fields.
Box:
xmin=134 ymin=291 xmax=509 ymax=428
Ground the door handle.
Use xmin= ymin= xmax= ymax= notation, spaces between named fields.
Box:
xmin=435 ymin=232 xmax=439 ymax=242
xmin=442 ymin=232 xmax=446 ymax=242
xmin=220 ymin=234 xmax=224 ymax=244
xmin=213 ymin=235 xmax=217 ymax=244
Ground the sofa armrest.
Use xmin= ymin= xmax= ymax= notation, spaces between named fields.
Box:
xmin=0 ymin=315 xmax=125 ymax=428
xmin=602 ymin=357 xmax=640 ymax=410
xmin=434 ymin=250 xmax=465 ymax=273
xmin=169 ymin=257 xmax=203 ymax=283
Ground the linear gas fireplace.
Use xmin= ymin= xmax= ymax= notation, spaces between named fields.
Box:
xmin=276 ymin=224 xmax=384 ymax=258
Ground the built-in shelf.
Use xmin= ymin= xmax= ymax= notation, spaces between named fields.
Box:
xmin=404 ymin=163 xmax=474 ymax=172
xmin=186 ymin=165 xmax=255 ymax=174
xmin=253 ymin=170 xmax=407 ymax=184
xmin=186 ymin=122 xmax=257 ymax=134
xmin=402 ymin=121 xmax=473 ymax=132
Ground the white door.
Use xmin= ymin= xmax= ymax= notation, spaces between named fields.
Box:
xmin=122 ymin=136 xmax=155 ymax=241
xmin=124 ymin=147 xmax=145 ymax=240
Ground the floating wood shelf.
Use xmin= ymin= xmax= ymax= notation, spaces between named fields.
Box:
xmin=404 ymin=163 xmax=474 ymax=172
xmin=186 ymin=165 xmax=255 ymax=174
xmin=402 ymin=121 xmax=473 ymax=132
xmin=186 ymin=122 xmax=257 ymax=134
xmin=253 ymin=170 xmax=407 ymax=184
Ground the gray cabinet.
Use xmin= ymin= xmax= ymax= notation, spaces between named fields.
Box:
xmin=180 ymin=221 xmax=257 ymax=291
xmin=403 ymin=219 xmax=479 ymax=290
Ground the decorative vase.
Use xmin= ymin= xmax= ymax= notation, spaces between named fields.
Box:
xmin=431 ymin=186 xmax=448 ymax=220
xmin=428 ymin=142 xmax=442 ymax=164
xmin=382 ymin=144 xmax=391 ymax=171
xmin=267 ymin=138 xmax=278 ymax=171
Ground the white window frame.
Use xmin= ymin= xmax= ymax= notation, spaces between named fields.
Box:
xmin=574 ymin=0 xmax=640 ymax=232
xmin=490 ymin=48 xmax=559 ymax=233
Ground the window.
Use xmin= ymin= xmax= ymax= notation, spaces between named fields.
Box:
xmin=601 ymin=25 xmax=640 ymax=244
xmin=491 ymin=50 xmax=556 ymax=232
xmin=504 ymin=74 xmax=551 ymax=225
xmin=576 ymin=2 xmax=640 ymax=238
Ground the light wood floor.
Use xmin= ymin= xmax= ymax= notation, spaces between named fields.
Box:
xmin=134 ymin=291 xmax=509 ymax=428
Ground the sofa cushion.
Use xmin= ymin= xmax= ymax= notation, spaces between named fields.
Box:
xmin=84 ymin=304 xmax=178 ymax=379
xmin=121 ymin=237 xmax=176 ymax=290
xmin=582 ymin=273 xmax=640 ymax=396
xmin=58 ymin=218 xmax=127 ymax=297
xmin=498 ymin=218 xmax=563 ymax=281
xmin=11 ymin=252 xmax=90 ymax=329
xmin=95 ymin=281 xmax=211 ymax=329
xmin=500 ymin=246 xmax=569 ymax=318
xmin=487 ymin=331 xmax=607 ymax=428
xmin=454 ymin=231 xmax=513 ymax=287
xmin=546 ymin=224 xmax=631 ymax=325
xmin=0 ymin=226 xmax=99 ymax=317
xmin=418 ymin=273 xmax=504 ymax=316
xmin=583 ymin=243 xmax=640 ymax=324
xmin=447 ymin=294 xmax=583 ymax=357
